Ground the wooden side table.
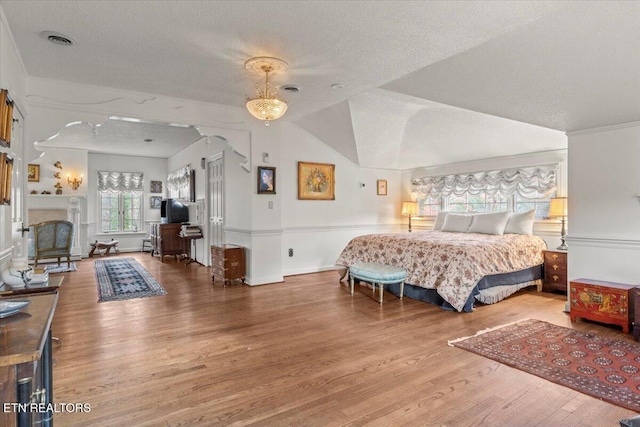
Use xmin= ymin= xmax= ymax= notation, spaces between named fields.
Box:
xmin=211 ymin=244 xmax=246 ymax=286
xmin=543 ymin=250 xmax=567 ymax=293
xmin=570 ymin=278 xmax=635 ymax=333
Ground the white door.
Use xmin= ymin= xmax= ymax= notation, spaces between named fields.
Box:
xmin=208 ymin=153 xmax=224 ymax=249
xmin=10 ymin=107 xmax=28 ymax=260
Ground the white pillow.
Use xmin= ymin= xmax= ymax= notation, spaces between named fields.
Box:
xmin=504 ymin=209 xmax=536 ymax=235
xmin=467 ymin=211 xmax=510 ymax=235
xmin=432 ymin=211 xmax=449 ymax=231
xmin=441 ymin=214 xmax=472 ymax=233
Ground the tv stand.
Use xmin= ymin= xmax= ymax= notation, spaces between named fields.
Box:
xmin=150 ymin=223 xmax=183 ymax=262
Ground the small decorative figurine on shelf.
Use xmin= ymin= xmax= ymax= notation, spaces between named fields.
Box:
xmin=54 ymin=182 xmax=63 ymax=195
xmin=54 ymin=161 xmax=63 ymax=169
xmin=54 ymin=171 xmax=61 ymax=179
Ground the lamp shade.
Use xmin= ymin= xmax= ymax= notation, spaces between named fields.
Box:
xmin=548 ymin=197 xmax=568 ymax=218
xmin=401 ymin=201 xmax=419 ymax=216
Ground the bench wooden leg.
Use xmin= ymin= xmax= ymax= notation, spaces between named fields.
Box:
xmin=349 ymin=275 xmax=355 ymax=295
xmin=399 ymin=281 xmax=404 ymax=299
xmin=378 ymin=283 xmax=384 ymax=304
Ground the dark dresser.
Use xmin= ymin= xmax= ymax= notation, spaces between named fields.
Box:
xmin=543 ymin=249 xmax=567 ymax=292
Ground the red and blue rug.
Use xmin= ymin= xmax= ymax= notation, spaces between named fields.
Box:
xmin=449 ymin=319 xmax=640 ymax=411
xmin=94 ymin=257 xmax=166 ymax=302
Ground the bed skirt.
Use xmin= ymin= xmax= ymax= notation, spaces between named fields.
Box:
xmin=382 ymin=264 xmax=544 ymax=312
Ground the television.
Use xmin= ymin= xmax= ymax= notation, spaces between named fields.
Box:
xmin=162 ymin=198 xmax=189 ymax=224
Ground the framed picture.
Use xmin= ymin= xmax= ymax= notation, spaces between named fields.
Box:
xmin=150 ymin=196 xmax=162 ymax=209
xmin=377 ymin=180 xmax=387 ymax=195
xmin=298 ymin=161 xmax=335 ymax=200
xmin=150 ymin=180 xmax=162 ymax=193
xmin=28 ymin=164 xmax=40 ymax=182
xmin=257 ymin=166 xmax=276 ymax=194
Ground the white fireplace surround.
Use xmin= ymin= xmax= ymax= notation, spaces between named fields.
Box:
xmin=28 ymin=195 xmax=87 ymax=258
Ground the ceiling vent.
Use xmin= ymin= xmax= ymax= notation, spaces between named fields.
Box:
xmin=282 ymin=85 xmax=300 ymax=93
xmin=40 ymin=31 xmax=76 ymax=46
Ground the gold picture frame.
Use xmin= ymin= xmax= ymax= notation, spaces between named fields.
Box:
xmin=377 ymin=179 xmax=387 ymax=195
xmin=298 ymin=161 xmax=335 ymax=200
xmin=28 ymin=164 xmax=40 ymax=182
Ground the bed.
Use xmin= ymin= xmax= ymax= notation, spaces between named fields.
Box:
xmin=335 ymin=229 xmax=547 ymax=312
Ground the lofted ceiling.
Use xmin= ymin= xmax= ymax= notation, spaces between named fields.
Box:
xmin=2 ymin=1 xmax=638 ymax=169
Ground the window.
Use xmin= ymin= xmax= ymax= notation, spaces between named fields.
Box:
xmin=97 ymin=171 xmax=144 ymax=233
xmin=418 ymin=196 xmax=441 ymax=216
xmin=99 ymin=191 xmax=142 ymax=233
xmin=446 ymin=193 xmax=507 ymax=213
xmin=514 ymin=193 xmax=552 ymax=219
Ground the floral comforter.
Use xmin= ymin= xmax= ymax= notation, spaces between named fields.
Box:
xmin=335 ymin=231 xmax=546 ymax=312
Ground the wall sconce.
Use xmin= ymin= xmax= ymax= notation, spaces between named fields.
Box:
xmin=67 ymin=173 xmax=83 ymax=190
xmin=401 ymin=201 xmax=419 ymax=232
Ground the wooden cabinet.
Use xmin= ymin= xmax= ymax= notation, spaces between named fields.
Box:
xmin=543 ymin=250 xmax=567 ymax=292
xmin=151 ymin=223 xmax=183 ymax=262
xmin=0 ymin=293 xmax=57 ymax=427
xmin=570 ymin=278 xmax=635 ymax=333
xmin=633 ymin=287 xmax=640 ymax=341
xmin=211 ymin=244 xmax=246 ymax=285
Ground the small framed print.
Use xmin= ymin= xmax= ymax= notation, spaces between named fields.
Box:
xmin=150 ymin=180 xmax=162 ymax=193
xmin=150 ymin=196 xmax=162 ymax=209
xmin=377 ymin=180 xmax=387 ymax=196
xmin=257 ymin=166 xmax=276 ymax=194
xmin=28 ymin=164 xmax=40 ymax=182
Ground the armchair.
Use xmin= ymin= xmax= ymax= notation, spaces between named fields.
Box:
xmin=29 ymin=220 xmax=74 ymax=268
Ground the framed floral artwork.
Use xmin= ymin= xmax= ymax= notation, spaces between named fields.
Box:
xmin=298 ymin=161 xmax=335 ymax=200
xmin=377 ymin=180 xmax=387 ymax=195
xmin=150 ymin=196 xmax=162 ymax=209
xmin=28 ymin=164 xmax=40 ymax=182
xmin=150 ymin=180 xmax=162 ymax=193
xmin=257 ymin=166 xmax=276 ymax=194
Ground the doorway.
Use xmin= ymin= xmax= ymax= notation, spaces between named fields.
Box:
xmin=208 ymin=153 xmax=224 ymax=250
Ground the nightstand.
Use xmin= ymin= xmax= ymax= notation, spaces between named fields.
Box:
xmin=543 ymin=249 xmax=567 ymax=293
xmin=570 ymin=278 xmax=635 ymax=333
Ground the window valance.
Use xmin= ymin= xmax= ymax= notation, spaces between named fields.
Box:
xmin=167 ymin=166 xmax=190 ymax=192
xmin=411 ymin=164 xmax=558 ymax=199
xmin=97 ymin=171 xmax=144 ymax=192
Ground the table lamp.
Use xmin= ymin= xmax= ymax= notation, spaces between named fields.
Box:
xmin=549 ymin=197 xmax=568 ymax=250
xmin=401 ymin=201 xmax=419 ymax=232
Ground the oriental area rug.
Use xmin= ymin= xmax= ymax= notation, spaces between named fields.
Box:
xmin=94 ymin=257 xmax=166 ymax=302
xmin=449 ymin=319 xmax=640 ymax=412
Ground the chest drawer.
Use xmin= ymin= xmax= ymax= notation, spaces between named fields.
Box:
xmin=570 ymin=278 xmax=636 ymax=333
xmin=543 ymin=250 xmax=567 ymax=292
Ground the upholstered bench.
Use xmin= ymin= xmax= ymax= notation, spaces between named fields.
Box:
xmin=348 ymin=261 xmax=407 ymax=304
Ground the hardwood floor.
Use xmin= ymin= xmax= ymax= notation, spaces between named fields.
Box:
xmin=50 ymin=253 xmax=633 ymax=426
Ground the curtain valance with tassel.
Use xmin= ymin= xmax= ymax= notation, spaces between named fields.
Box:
xmin=97 ymin=171 xmax=144 ymax=192
xmin=411 ymin=164 xmax=558 ymax=199
xmin=167 ymin=166 xmax=190 ymax=192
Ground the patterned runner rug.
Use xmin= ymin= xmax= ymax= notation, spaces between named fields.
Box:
xmin=449 ymin=319 xmax=640 ymax=411
xmin=94 ymin=257 xmax=167 ymax=302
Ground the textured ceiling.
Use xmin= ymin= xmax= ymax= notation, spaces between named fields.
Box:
xmin=2 ymin=1 xmax=638 ymax=168
xmin=35 ymin=118 xmax=205 ymax=158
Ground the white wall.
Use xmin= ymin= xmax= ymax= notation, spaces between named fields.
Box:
xmin=88 ymin=153 xmax=167 ymax=253
xmin=280 ymin=122 xmax=402 ymax=276
xmin=0 ymin=8 xmax=29 ymax=279
xmin=567 ymin=122 xmax=640 ymax=285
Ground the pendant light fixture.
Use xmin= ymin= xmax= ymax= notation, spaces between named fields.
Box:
xmin=245 ymin=57 xmax=288 ymax=126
